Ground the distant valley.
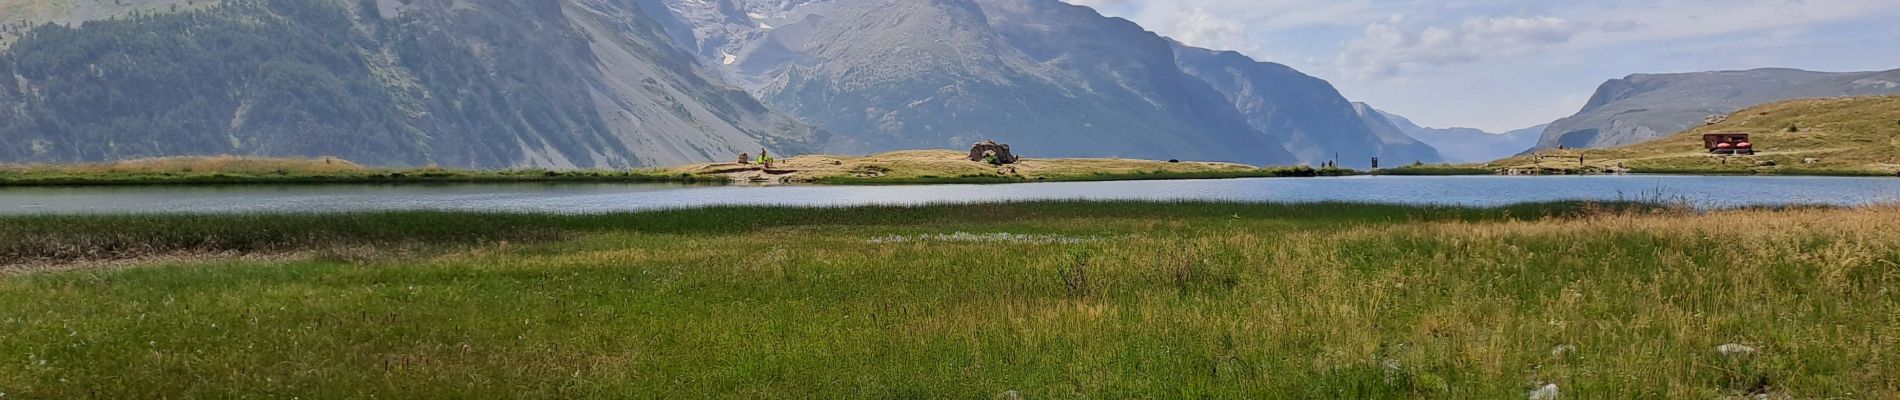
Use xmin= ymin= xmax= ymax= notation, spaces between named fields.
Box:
xmin=1357 ymin=104 xmax=1545 ymax=164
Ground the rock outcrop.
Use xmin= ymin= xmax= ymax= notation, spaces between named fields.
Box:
xmin=968 ymin=141 xmax=1018 ymax=164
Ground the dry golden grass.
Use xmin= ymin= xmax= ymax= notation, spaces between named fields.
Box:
xmin=665 ymin=150 xmax=1264 ymax=183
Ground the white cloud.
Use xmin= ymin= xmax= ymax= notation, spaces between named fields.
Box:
xmin=1065 ymin=0 xmax=1381 ymax=57
xmin=1154 ymin=7 xmax=1263 ymax=58
xmin=1339 ymin=16 xmax=1591 ymax=80
xmin=1062 ymin=0 xmax=1900 ymax=130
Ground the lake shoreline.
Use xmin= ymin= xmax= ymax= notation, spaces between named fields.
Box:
xmin=6 ymin=153 xmax=1895 ymax=189
xmin=6 ymin=175 xmax=1900 ymax=215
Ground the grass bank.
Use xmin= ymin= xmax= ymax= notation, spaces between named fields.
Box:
xmin=1 ymin=202 xmax=1896 ymax=398
xmin=0 ymin=157 xmax=715 ymax=186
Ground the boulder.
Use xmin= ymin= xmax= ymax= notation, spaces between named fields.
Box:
xmin=969 ymin=141 xmax=1020 ymax=165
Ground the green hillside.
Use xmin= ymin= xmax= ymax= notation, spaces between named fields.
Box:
xmin=1493 ymin=95 xmax=1900 ymax=175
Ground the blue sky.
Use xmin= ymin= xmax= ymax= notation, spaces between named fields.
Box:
xmin=1066 ymin=0 xmax=1900 ymax=132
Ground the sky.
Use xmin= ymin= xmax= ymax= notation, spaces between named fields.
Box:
xmin=1064 ymin=0 xmax=1900 ymax=132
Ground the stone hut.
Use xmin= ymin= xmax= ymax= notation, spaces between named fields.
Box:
xmin=968 ymin=140 xmax=1019 ymax=164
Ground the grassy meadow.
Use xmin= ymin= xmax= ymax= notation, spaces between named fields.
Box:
xmin=0 ymin=202 xmax=1896 ymax=398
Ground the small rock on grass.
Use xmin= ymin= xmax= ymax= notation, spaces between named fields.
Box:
xmin=1529 ymin=383 xmax=1560 ymax=400
xmin=1716 ymin=343 xmax=1758 ymax=357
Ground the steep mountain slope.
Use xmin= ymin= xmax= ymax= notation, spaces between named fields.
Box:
xmin=651 ymin=0 xmax=1412 ymax=167
xmin=0 ymin=0 xmax=214 ymax=48
xmin=1372 ymin=108 xmax=1543 ymax=163
xmin=1177 ymin=47 xmax=1440 ymax=166
xmin=1536 ymin=68 xmax=1900 ymax=150
xmin=1339 ymin=104 xmax=1446 ymax=166
xmin=1499 ymin=95 xmax=1900 ymax=175
xmin=0 ymin=0 xmax=822 ymax=168
xmin=749 ymin=0 xmax=1294 ymax=165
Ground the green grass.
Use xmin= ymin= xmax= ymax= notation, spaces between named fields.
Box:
xmin=1 ymin=202 xmax=1897 ymax=398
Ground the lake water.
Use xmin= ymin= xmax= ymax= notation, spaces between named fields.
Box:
xmin=1 ymin=175 xmax=1897 ymax=215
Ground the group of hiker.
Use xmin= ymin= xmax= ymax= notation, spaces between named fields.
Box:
xmin=737 ymin=148 xmax=775 ymax=168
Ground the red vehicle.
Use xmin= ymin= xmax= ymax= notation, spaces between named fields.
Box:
xmin=1704 ymin=133 xmax=1755 ymax=155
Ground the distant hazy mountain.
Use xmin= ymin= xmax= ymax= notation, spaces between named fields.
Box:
xmin=1367 ymin=107 xmax=1543 ymax=163
xmin=1536 ymin=68 xmax=1900 ymax=149
xmin=0 ymin=0 xmax=823 ymax=168
xmin=645 ymin=0 xmax=1427 ymax=167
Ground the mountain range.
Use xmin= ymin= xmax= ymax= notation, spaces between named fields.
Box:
xmin=0 ymin=0 xmax=824 ymax=168
xmin=4 ymin=0 xmax=1891 ymax=169
xmin=1536 ymin=67 xmax=1900 ymax=150
xmin=641 ymin=0 xmax=1441 ymax=167
xmin=0 ymin=0 xmax=1440 ymax=168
